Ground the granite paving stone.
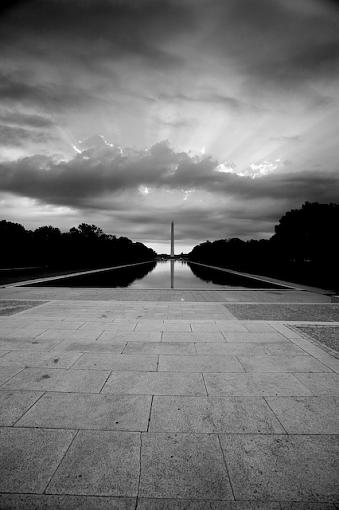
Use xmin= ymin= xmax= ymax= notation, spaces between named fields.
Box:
xmin=35 ymin=329 xmax=103 ymax=341
xmin=0 ymin=494 xmax=136 ymax=509
xmin=52 ymin=341 xmax=126 ymax=353
xmin=203 ymin=373 xmax=313 ymax=396
xmin=158 ymin=354 xmax=244 ymax=373
xmin=72 ymin=353 xmax=158 ymax=371
xmin=0 ymin=427 xmax=75 ymax=493
xmin=222 ymin=332 xmax=286 ymax=343
xmin=0 ymin=338 xmax=59 ymax=351
xmin=225 ymin=304 xmax=339 ymax=321
xmin=0 ymin=350 xmax=82 ymax=368
xmin=293 ymin=373 xmax=339 ymax=395
xmin=162 ymin=331 xmax=226 ymax=343
xmin=2 ymin=367 xmax=110 ymax=392
xmin=219 ymin=434 xmax=339 ymax=501
xmin=46 ymin=431 xmax=140 ymax=496
xmin=279 ymin=503 xmax=336 ymax=509
xmin=238 ymin=355 xmax=333 ymax=373
xmin=98 ymin=331 xmax=162 ymax=343
xmin=136 ymin=499 xmax=281 ymax=509
xmin=0 ymin=365 xmax=23 ymax=385
xmin=122 ymin=342 xmax=196 ymax=355
xmin=102 ymin=371 xmax=207 ymax=396
xmin=265 ymin=396 xmax=339 ymax=434
xmin=16 ymin=392 xmax=152 ymax=431
xmin=149 ymin=396 xmax=285 ymax=433
xmin=0 ymin=390 xmax=43 ymax=425
xmin=243 ymin=323 xmax=277 ymax=333
xmin=195 ymin=342 xmax=304 ymax=356
xmin=139 ymin=433 xmax=233 ymax=500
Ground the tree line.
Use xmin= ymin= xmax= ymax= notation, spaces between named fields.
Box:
xmin=0 ymin=221 xmax=156 ymax=270
xmin=188 ymin=202 xmax=339 ymax=291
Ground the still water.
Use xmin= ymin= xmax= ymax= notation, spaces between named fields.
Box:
xmin=30 ymin=260 xmax=285 ymax=289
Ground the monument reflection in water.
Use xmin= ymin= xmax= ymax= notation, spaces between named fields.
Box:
xmin=28 ymin=260 xmax=286 ymax=289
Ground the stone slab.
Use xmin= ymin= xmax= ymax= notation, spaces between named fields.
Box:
xmin=222 ymin=332 xmax=286 ymax=343
xmin=98 ymin=331 xmax=162 ymax=343
xmin=0 ymin=427 xmax=75 ymax=493
xmin=158 ymin=355 xmax=244 ymax=373
xmin=139 ymin=433 xmax=233 ymax=500
xmin=16 ymin=392 xmax=152 ymax=431
xmin=0 ymin=351 xmax=82 ymax=368
xmin=195 ymin=342 xmax=305 ymax=356
xmin=0 ymin=366 xmax=23 ymax=385
xmin=72 ymin=353 xmax=158 ymax=371
xmin=136 ymin=500 xmax=281 ymax=509
xmin=293 ymin=373 xmax=339 ymax=395
xmin=0 ymin=390 xmax=43 ymax=425
xmin=0 ymin=494 xmax=136 ymax=509
xmin=238 ymin=355 xmax=332 ymax=373
xmin=123 ymin=342 xmax=196 ymax=355
xmin=219 ymin=434 xmax=339 ymax=501
xmin=225 ymin=304 xmax=339 ymax=321
xmin=149 ymin=396 xmax=285 ymax=433
xmin=203 ymin=373 xmax=313 ymax=397
xmin=266 ymin=396 xmax=339 ymax=433
xmin=52 ymin=342 xmax=126 ymax=353
xmin=2 ymin=367 xmax=110 ymax=392
xmin=47 ymin=430 xmax=140 ymax=496
xmin=36 ymin=330 xmax=103 ymax=341
xmin=102 ymin=371 xmax=206 ymax=396
xmin=162 ymin=332 xmax=226 ymax=343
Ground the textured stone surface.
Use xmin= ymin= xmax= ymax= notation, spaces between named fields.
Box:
xmin=203 ymin=373 xmax=312 ymax=396
xmin=266 ymin=396 xmax=339 ymax=434
xmin=2 ymin=367 xmax=110 ymax=392
xmin=158 ymin=354 xmax=244 ymax=373
xmin=139 ymin=433 xmax=233 ymax=500
xmin=295 ymin=326 xmax=339 ymax=353
xmin=16 ymin=392 xmax=152 ymax=431
xmin=0 ymin=427 xmax=74 ymax=493
xmin=237 ymin=355 xmax=332 ymax=373
xmin=0 ymin=290 xmax=337 ymax=505
xmin=0 ymin=390 xmax=42 ymax=425
xmin=219 ymin=434 xmax=339 ymax=501
xmin=293 ymin=373 xmax=339 ymax=395
xmin=47 ymin=431 xmax=140 ymax=496
xmin=0 ymin=494 xmax=136 ymax=509
xmin=102 ymin=371 xmax=206 ymax=396
xmin=225 ymin=304 xmax=339 ymax=321
xmin=72 ymin=353 xmax=158 ymax=371
xmin=136 ymin=500 xmax=281 ymax=509
xmin=149 ymin=396 xmax=285 ymax=433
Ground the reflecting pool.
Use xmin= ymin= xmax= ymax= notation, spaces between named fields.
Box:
xmin=28 ymin=260 xmax=287 ymax=289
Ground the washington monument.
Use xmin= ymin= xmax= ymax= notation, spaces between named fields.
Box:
xmin=170 ymin=221 xmax=174 ymax=258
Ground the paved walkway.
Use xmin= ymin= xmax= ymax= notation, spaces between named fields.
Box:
xmin=0 ymin=289 xmax=338 ymax=509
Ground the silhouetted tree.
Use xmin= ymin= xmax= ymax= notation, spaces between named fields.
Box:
xmin=189 ymin=202 xmax=339 ymax=291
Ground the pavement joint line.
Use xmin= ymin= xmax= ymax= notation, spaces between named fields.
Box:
xmin=146 ymin=396 xmax=154 ymax=433
xmin=263 ymin=396 xmax=289 ymax=435
xmin=43 ymin=428 xmax=80 ymax=495
xmin=98 ymin=369 xmax=113 ymax=394
xmin=11 ymin=390 xmax=46 ymax=427
xmin=135 ymin=432 xmax=143 ymax=503
xmin=201 ymin=372 xmax=209 ymax=396
xmin=2 ymin=426 xmax=339 ymax=436
xmin=217 ymin=433 xmax=236 ymax=501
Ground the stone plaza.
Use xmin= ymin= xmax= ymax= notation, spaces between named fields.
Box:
xmin=0 ymin=284 xmax=338 ymax=509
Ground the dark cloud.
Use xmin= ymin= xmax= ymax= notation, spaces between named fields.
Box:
xmin=0 ymin=141 xmax=338 ymax=208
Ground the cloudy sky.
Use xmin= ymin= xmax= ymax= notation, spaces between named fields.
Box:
xmin=0 ymin=0 xmax=338 ymax=253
